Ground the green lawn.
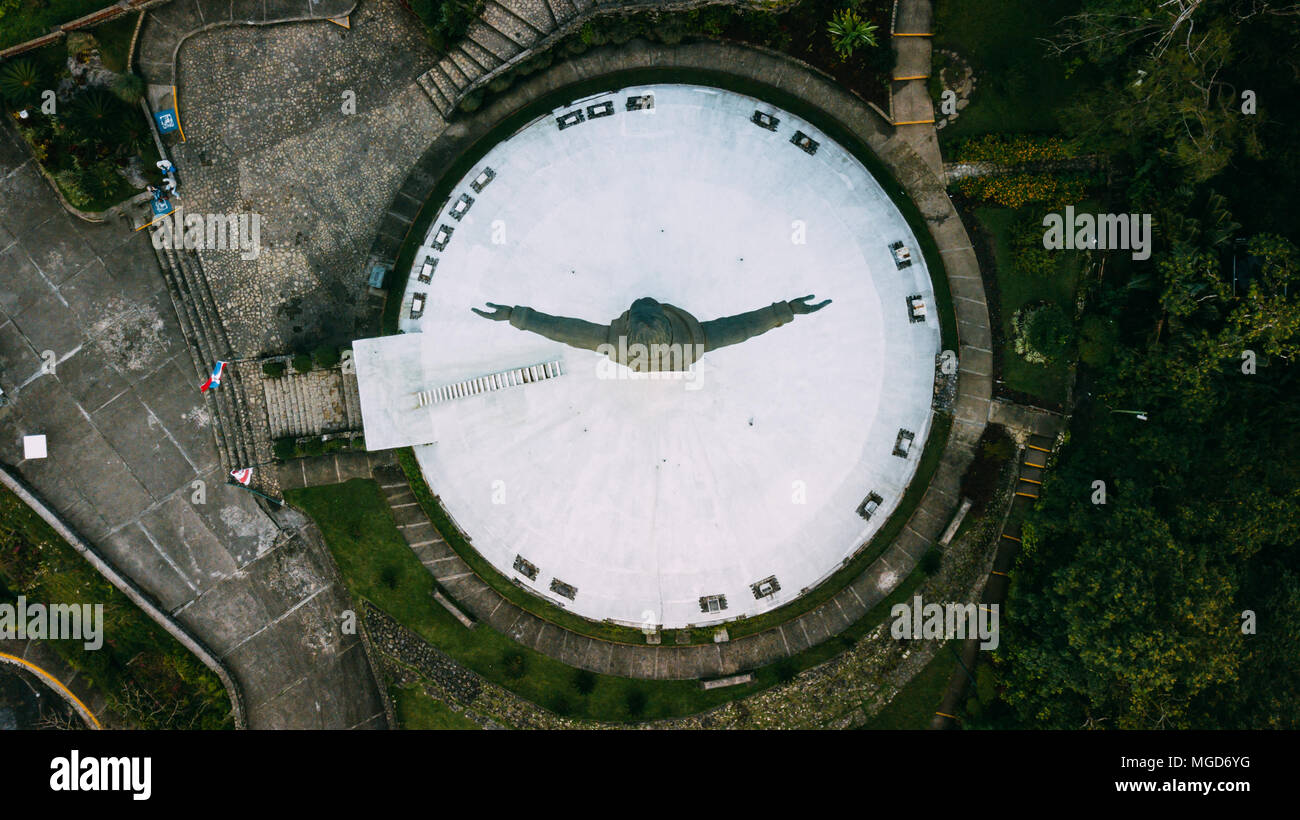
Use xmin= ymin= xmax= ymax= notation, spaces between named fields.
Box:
xmin=860 ymin=641 xmax=958 ymax=729
xmin=391 ymin=683 xmax=481 ymax=730
xmin=976 ymin=206 xmax=1084 ymax=406
xmin=287 ymin=478 xmax=934 ymax=724
xmin=933 ymin=0 xmax=1089 ymax=145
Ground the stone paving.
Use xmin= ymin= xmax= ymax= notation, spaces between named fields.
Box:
xmin=0 ymin=122 xmax=386 ymax=729
xmin=155 ymin=0 xmax=443 ymax=358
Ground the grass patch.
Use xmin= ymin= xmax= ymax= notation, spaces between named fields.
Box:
xmin=390 ymin=682 xmax=481 ymax=729
xmin=975 ymin=206 xmax=1083 ymax=405
xmin=859 ymin=641 xmax=958 ymax=729
xmin=287 ymin=478 xmax=934 ymax=723
xmin=933 ymin=0 xmax=1089 ymax=145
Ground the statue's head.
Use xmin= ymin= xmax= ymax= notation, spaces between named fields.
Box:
xmin=627 ymin=297 xmax=672 ymax=349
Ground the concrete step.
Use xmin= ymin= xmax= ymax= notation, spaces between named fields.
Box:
xmin=456 ymin=39 xmax=502 ymax=74
xmin=437 ymin=56 xmax=471 ymax=91
xmin=342 ymin=370 xmax=362 ymax=431
xmin=490 ymin=0 xmax=552 ymax=34
xmin=481 ymin=1 xmax=543 ymax=48
xmin=416 ymin=72 xmax=453 ymax=116
xmin=445 ymin=48 xmax=483 ymax=89
xmin=466 ymin=19 xmax=524 ymax=63
xmin=545 ymin=0 xmax=579 ymax=25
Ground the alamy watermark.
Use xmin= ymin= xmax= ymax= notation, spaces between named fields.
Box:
xmin=0 ymin=596 xmax=104 ymax=650
xmin=890 ymin=595 xmax=999 ymax=650
xmin=1042 ymin=205 xmax=1152 ymax=261
xmin=593 ymin=337 xmax=706 ymax=391
xmin=151 ymin=207 xmax=261 ymax=261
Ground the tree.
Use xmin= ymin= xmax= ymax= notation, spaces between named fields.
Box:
xmin=0 ymin=59 xmax=44 ymax=108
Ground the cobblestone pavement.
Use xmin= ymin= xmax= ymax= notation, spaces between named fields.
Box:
xmin=0 ymin=123 xmax=386 ymax=729
xmin=165 ymin=0 xmax=444 ymax=357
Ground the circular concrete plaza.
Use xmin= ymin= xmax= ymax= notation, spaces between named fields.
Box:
xmin=397 ymin=83 xmax=940 ymax=629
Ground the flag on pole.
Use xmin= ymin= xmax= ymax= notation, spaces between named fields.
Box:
xmin=200 ymin=361 xmax=227 ymax=393
xmin=230 ymin=467 xmax=252 ymax=486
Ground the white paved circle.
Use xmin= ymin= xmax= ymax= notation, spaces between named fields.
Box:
xmin=399 ymin=84 xmax=940 ymax=628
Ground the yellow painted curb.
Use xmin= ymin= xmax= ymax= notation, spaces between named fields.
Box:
xmin=0 ymin=651 xmax=101 ymax=729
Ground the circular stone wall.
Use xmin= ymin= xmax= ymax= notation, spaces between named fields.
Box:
xmin=398 ymin=83 xmax=940 ymax=629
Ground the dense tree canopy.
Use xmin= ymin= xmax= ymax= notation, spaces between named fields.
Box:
xmin=982 ymin=0 xmax=1300 ymax=729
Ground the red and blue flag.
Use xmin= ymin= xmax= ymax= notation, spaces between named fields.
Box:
xmin=200 ymin=361 xmax=227 ymax=393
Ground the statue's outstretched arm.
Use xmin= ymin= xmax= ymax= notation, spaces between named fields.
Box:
xmin=700 ymin=295 xmax=830 ymax=352
xmin=472 ymin=303 xmax=610 ymax=352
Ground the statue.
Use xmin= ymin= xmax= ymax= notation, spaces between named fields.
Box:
xmin=472 ymin=295 xmax=830 ymax=372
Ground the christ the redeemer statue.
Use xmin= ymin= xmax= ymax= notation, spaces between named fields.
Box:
xmin=472 ymin=295 xmax=830 ymax=372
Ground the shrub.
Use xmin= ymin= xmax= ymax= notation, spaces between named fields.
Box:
xmin=955 ymin=134 xmax=1074 ymax=166
xmin=379 ymin=565 xmax=400 ymax=590
xmin=323 ymin=438 xmax=348 ymax=453
xmin=262 ymin=360 xmax=286 ymax=378
xmin=1013 ymin=303 xmax=1073 ymax=364
xmin=312 ymin=344 xmax=340 ymax=369
xmin=413 ymin=0 xmax=485 ymax=52
xmin=111 ymin=73 xmax=146 ymax=104
xmin=291 ymin=353 xmax=313 ymax=373
xmin=272 ymin=438 xmax=296 ymax=460
xmin=919 ymin=548 xmax=942 ymax=575
xmin=653 ymin=16 xmax=689 ymax=45
xmin=959 ymin=424 xmax=1012 ymax=512
xmin=578 ymin=22 xmax=607 ymax=47
xmin=78 ymin=161 xmax=120 ymax=198
xmin=299 ymin=437 xmax=325 ymax=457
xmin=500 ymin=650 xmax=527 ymax=679
xmin=955 ymin=173 xmax=1093 ymax=209
xmin=68 ymin=88 xmax=125 ymax=141
xmin=458 ymin=91 xmax=483 ymax=113
xmin=773 ymin=659 xmax=799 ymax=684
xmin=572 ymin=669 xmax=596 ymax=695
xmin=0 ymin=59 xmax=45 ymax=108
xmin=52 ymin=169 xmax=93 ymax=208
xmin=65 ymin=32 xmax=98 ymax=62
xmin=826 ymin=8 xmax=878 ymax=59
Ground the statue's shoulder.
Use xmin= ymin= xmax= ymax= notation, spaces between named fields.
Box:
xmin=660 ymin=303 xmax=705 ymax=340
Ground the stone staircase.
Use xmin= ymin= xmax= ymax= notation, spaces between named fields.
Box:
xmin=261 ymin=368 xmax=364 ymax=439
xmin=148 ymin=239 xmax=266 ymax=475
xmin=416 ymin=0 xmax=749 ymax=117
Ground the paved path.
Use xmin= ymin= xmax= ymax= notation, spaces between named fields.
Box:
xmin=890 ymin=0 xmax=943 ymax=177
xmin=930 ymin=433 xmax=1057 ymax=728
xmin=0 ymin=121 xmax=385 ymax=728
